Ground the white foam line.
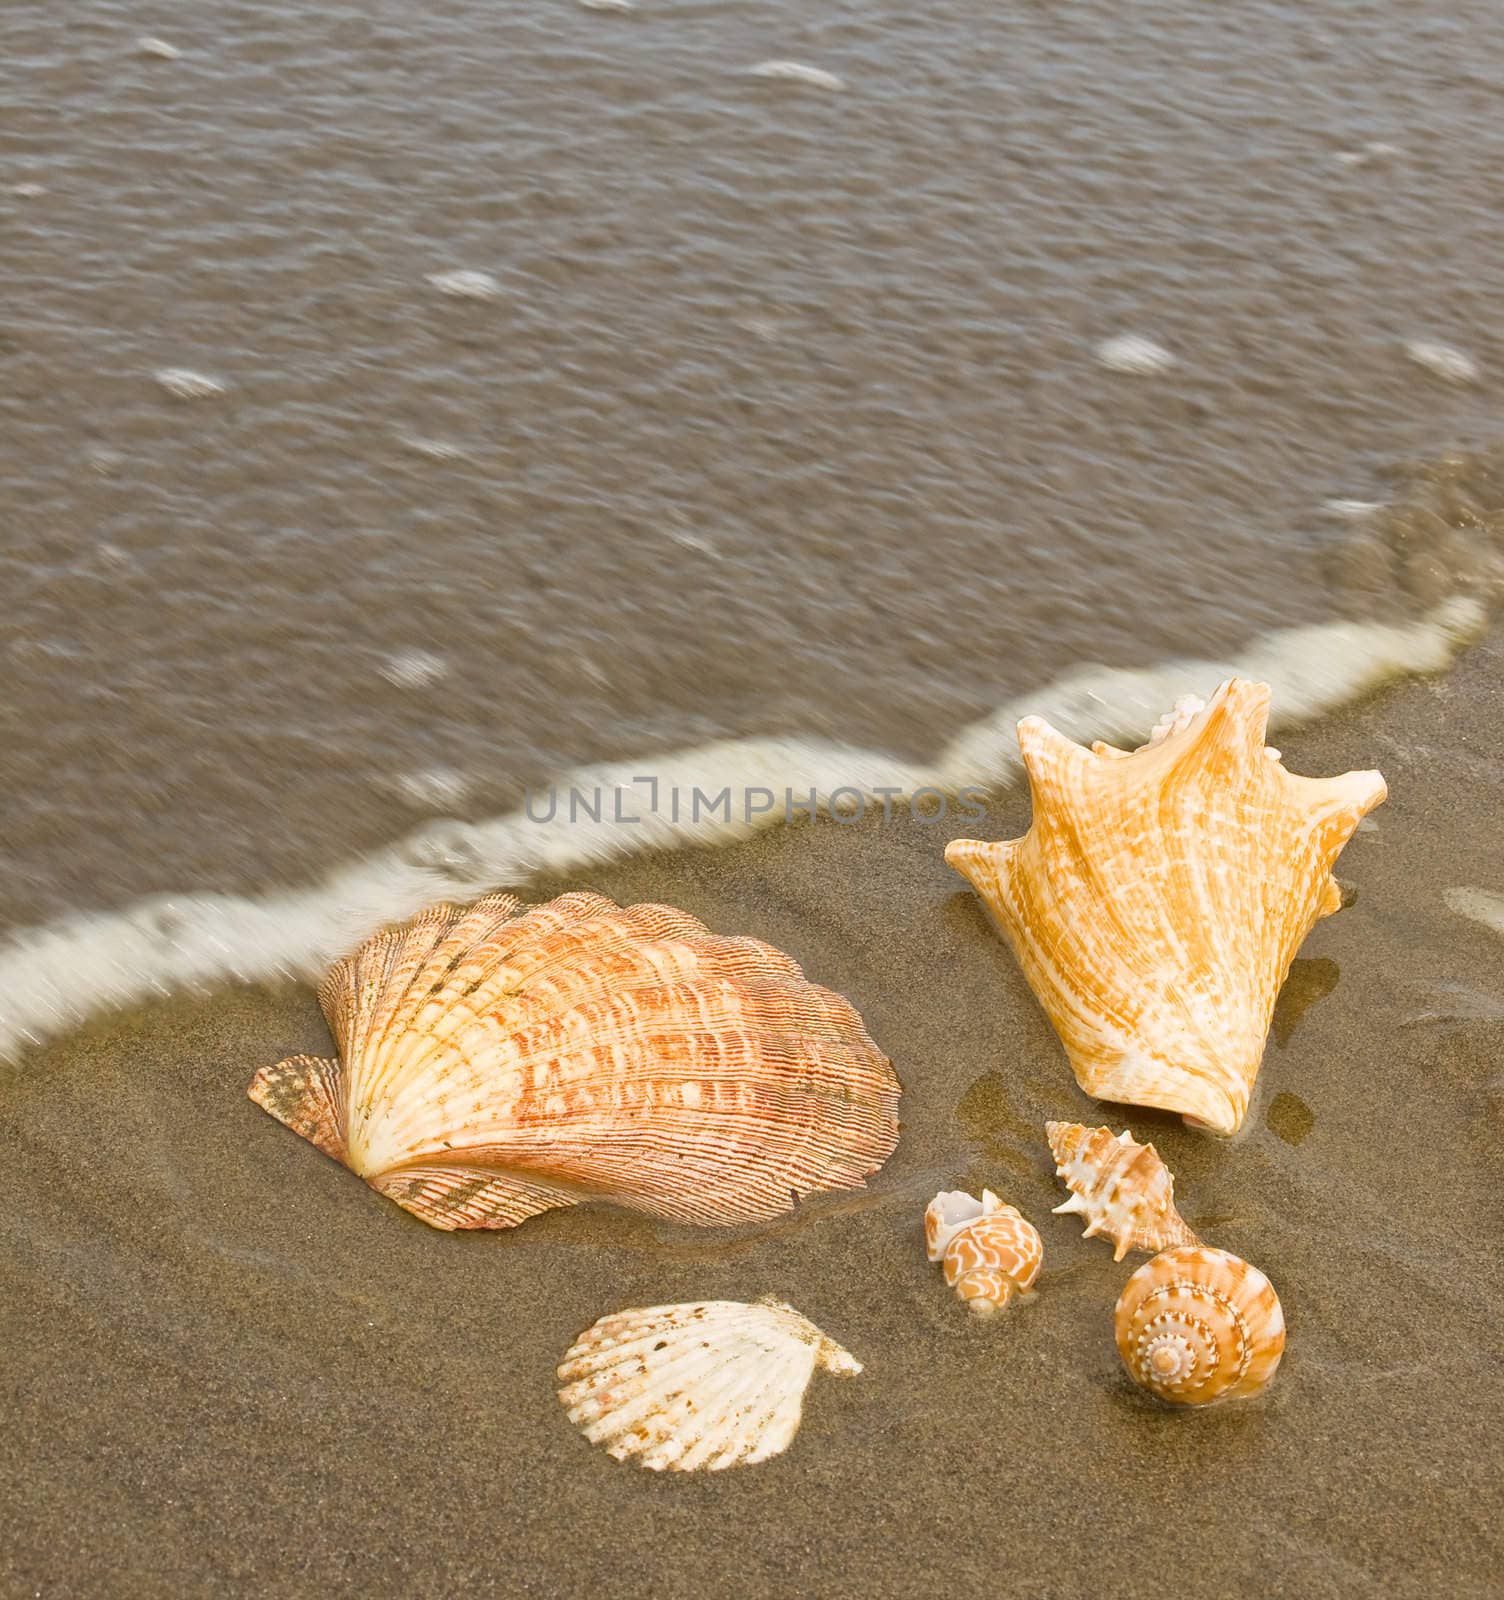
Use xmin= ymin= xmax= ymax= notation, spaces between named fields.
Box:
xmin=0 ymin=596 xmax=1484 ymax=1059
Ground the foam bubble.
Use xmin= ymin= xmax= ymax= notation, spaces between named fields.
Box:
xmin=0 ymin=596 xmax=1486 ymax=1059
xmin=396 ymin=434 xmax=467 ymax=461
xmin=748 ymin=61 xmax=845 ymax=91
xmin=1323 ymin=499 xmax=1384 ymax=520
xmin=380 ymin=649 xmax=450 ymax=690
xmin=155 ymin=367 xmax=226 ymax=399
xmin=1335 ymin=142 xmax=1400 ymax=168
xmin=388 ymin=767 xmax=472 ymax=810
xmin=1095 ymin=335 xmax=1175 ymax=375
xmin=426 ymin=269 xmax=502 ymax=300
xmin=1404 ymin=341 xmax=1479 ymax=384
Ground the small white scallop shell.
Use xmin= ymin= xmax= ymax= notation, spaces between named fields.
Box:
xmin=924 ymin=1189 xmax=1043 ymax=1316
xmin=1114 ymin=1245 xmax=1285 ymax=1406
xmin=557 ymin=1298 xmax=860 ymax=1471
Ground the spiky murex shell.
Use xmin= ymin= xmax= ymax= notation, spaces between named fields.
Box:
xmin=1045 ymin=1120 xmax=1199 ymax=1260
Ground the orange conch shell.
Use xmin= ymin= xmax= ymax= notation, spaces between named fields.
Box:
xmin=249 ymin=890 xmax=900 ymax=1230
xmin=946 ymin=679 xmax=1386 ymax=1133
xmin=924 ymin=1189 xmax=1043 ymax=1316
xmin=1046 ymin=1121 xmax=1199 ymax=1261
xmin=1114 ymin=1245 xmax=1286 ymax=1406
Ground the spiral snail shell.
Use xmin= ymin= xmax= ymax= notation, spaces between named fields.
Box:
xmin=924 ymin=1189 xmax=1043 ymax=1316
xmin=1114 ymin=1245 xmax=1285 ymax=1406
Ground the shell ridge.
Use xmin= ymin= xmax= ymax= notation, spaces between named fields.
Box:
xmin=353 ymin=894 xmax=608 ymax=1149
xmin=369 ymin=1162 xmax=582 ymax=1230
xmin=557 ymin=1300 xmax=844 ymax=1470
xmin=247 ymin=1054 xmax=348 ymax=1164
xmin=253 ymin=893 xmax=899 ymax=1230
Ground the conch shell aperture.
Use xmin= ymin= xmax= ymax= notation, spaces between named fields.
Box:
xmin=946 ymin=679 xmax=1386 ymax=1134
xmin=248 ymin=891 xmax=900 ymax=1230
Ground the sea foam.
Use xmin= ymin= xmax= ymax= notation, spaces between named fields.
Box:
xmin=0 ymin=596 xmax=1484 ymax=1059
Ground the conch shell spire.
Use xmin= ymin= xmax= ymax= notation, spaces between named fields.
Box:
xmin=947 ymin=680 xmax=1386 ymax=1134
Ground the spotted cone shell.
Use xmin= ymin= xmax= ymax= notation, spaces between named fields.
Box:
xmin=248 ymin=891 xmax=900 ymax=1229
xmin=557 ymin=1298 xmax=860 ymax=1471
xmin=1046 ymin=1121 xmax=1199 ymax=1261
xmin=1115 ymin=1245 xmax=1285 ymax=1406
xmin=946 ymin=679 xmax=1386 ymax=1133
xmin=924 ymin=1189 xmax=1043 ymax=1315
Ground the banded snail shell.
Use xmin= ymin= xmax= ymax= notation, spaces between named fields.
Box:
xmin=1114 ymin=1245 xmax=1285 ymax=1406
xmin=925 ymin=1189 xmax=1043 ymax=1316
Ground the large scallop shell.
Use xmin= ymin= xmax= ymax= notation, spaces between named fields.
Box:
xmin=557 ymin=1298 xmax=861 ymax=1470
xmin=946 ymin=679 xmax=1386 ymax=1133
xmin=1114 ymin=1245 xmax=1285 ymax=1406
xmin=924 ymin=1189 xmax=1043 ymax=1315
xmin=1046 ymin=1121 xmax=1199 ymax=1261
xmin=248 ymin=891 xmax=900 ymax=1229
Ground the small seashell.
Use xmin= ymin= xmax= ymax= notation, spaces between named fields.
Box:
xmin=155 ymin=367 xmax=226 ymax=398
xmin=946 ymin=679 xmax=1386 ymax=1133
xmin=924 ymin=1189 xmax=1042 ymax=1316
xmin=557 ymin=1297 xmax=860 ymax=1470
xmin=1115 ymin=1245 xmax=1285 ymax=1406
xmin=747 ymin=60 xmax=845 ymax=91
xmin=1046 ymin=1121 xmax=1199 ymax=1261
xmin=249 ymin=891 xmax=900 ymax=1229
xmin=426 ymin=268 xmax=502 ymax=299
xmin=1095 ymin=334 xmax=1176 ymax=375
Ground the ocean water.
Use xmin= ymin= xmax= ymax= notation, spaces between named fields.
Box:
xmin=5 ymin=0 xmax=1504 ymax=997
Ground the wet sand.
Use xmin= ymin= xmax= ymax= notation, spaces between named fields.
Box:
xmin=4 ymin=637 xmax=1504 ymax=1599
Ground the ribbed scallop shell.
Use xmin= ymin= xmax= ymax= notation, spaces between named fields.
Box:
xmin=557 ymin=1298 xmax=861 ymax=1470
xmin=248 ymin=891 xmax=900 ymax=1230
xmin=946 ymin=679 xmax=1386 ymax=1133
xmin=1046 ymin=1121 xmax=1199 ymax=1261
xmin=924 ymin=1189 xmax=1043 ymax=1315
xmin=1114 ymin=1245 xmax=1285 ymax=1406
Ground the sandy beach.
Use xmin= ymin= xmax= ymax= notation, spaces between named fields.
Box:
xmin=5 ymin=631 xmax=1503 ymax=1600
